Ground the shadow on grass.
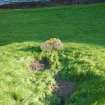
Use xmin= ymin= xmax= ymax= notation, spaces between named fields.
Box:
xmin=0 ymin=32 xmax=105 ymax=47
xmin=57 ymin=69 xmax=105 ymax=105
xmin=18 ymin=46 xmax=41 ymax=53
xmin=43 ymin=69 xmax=105 ymax=105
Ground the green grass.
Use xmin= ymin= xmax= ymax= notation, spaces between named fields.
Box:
xmin=0 ymin=3 xmax=105 ymax=105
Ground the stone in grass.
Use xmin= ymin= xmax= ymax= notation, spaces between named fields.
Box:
xmin=54 ymin=81 xmax=75 ymax=98
xmin=50 ymin=80 xmax=75 ymax=105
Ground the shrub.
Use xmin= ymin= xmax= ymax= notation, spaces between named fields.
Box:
xmin=30 ymin=38 xmax=63 ymax=72
xmin=40 ymin=38 xmax=63 ymax=52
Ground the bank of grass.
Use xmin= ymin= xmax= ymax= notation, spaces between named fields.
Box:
xmin=0 ymin=3 xmax=105 ymax=105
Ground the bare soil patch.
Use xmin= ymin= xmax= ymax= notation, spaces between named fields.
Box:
xmin=30 ymin=58 xmax=50 ymax=71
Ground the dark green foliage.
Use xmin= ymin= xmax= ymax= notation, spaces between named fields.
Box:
xmin=39 ymin=51 xmax=61 ymax=72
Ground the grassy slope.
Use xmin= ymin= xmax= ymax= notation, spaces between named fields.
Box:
xmin=0 ymin=3 xmax=105 ymax=105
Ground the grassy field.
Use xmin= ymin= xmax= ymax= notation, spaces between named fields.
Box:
xmin=0 ymin=3 xmax=105 ymax=105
